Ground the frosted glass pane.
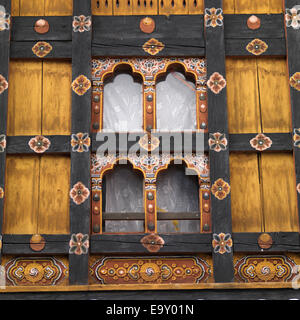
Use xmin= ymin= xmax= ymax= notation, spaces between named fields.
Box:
xmin=103 ymin=73 xmax=143 ymax=132
xmin=156 ymin=72 xmax=197 ymax=131
xmin=104 ymin=165 xmax=144 ymax=233
xmin=157 ymin=165 xmax=199 ymax=233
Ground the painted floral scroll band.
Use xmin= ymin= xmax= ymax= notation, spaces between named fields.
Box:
xmin=69 ymin=233 xmax=89 ymax=255
xmin=205 ymin=8 xmax=223 ymax=27
xmin=212 ymin=233 xmax=233 ymax=254
xmin=285 ymin=6 xmax=300 ymax=30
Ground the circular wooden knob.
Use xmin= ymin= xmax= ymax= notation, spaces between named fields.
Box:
xmin=30 ymin=234 xmax=45 ymax=251
xmin=258 ymin=233 xmax=272 ymax=249
xmin=247 ymin=15 xmax=261 ymax=30
xmin=140 ymin=17 xmax=155 ymax=34
xmin=34 ymin=19 xmax=50 ymax=34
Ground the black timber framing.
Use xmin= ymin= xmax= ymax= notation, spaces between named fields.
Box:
xmin=204 ymin=0 xmax=234 ymax=283
xmin=284 ymin=0 xmax=300 ymax=230
xmin=68 ymin=0 xmax=92 ymax=285
xmin=0 ymin=0 xmax=11 ymax=265
xmin=92 ymin=132 xmax=293 ymax=153
xmin=8 ymin=14 xmax=286 ymax=58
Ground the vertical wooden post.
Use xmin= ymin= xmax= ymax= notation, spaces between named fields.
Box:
xmin=204 ymin=0 xmax=234 ymax=282
xmin=0 ymin=0 xmax=11 ymax=263
xmin=69 ymin=0 xmax=92 ymax=285
xmin=284 ymin=0 xmax=300 ymax=229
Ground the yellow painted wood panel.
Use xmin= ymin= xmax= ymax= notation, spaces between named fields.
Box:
xmin=229 ymin=153 xmax=263 ymax=232
xmin=113 ymin=0 xmax=133 ymax=15
xmin=4 ymin=156 xmax=40 ymax=234
xmin=45 ymin=0 xmax=73 ymax=15
xmin=257 ymin=58 xmax=291 ymax=133
xmin=42 ymin=61 xmax=72 ymax=135
xmin=38 ymin=156 xmax=70 ymax=234
xmin=261 ymin=153 xmax=298 ymax=232
xmin=159 ymin=0 xmax=188 ymax=15
xmin=226 ymin=58 xmax=261 ymax=133
xmin=7 ymin=61 xmax=42 ymax=136
xmin=223 ymin=0 xmax=235 ymax=14
xmin=92 ymin=0 xmax=113 ymax=15
xmin=235 ymin=0 xmax=269 ymax=13
xmin=132 ymin=0 xmax=158 ymax=15
xmin=11 ymin=0 xmax=20 ymax=16
xmin=188 ymin=0 xmax=203 ymax=14
xmin=20 ymin=0 xmax=44 ymax=15
xmin=268 ymin=0 xmax=283 ymax=13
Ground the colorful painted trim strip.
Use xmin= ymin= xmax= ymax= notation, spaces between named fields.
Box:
xmin=212 ymin=233 xmax=233 ymax=254
xmin=204 ymin=8 xmax=223 ymax=27
xmin=71 ymin=133 xmax=91 ymax=152
xmin=28 ymin=136 xmax=51 ymax=153
xmin=250 ymin=133 xmax=272 ymax=151
xmin=69 ymin=233 xmax=89 ymax=255
xmin=70 ymin=181 xmax=90 ymax=205
xmin=246 ymin=39 xmax=268 ymax=56
xmin=73 ymin=15 xmax=91 ymax=33
xmin=71 ymin=75 xmax=91 ymax=96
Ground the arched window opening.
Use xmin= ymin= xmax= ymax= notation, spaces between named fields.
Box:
xmin=156 ymin=65 xmax=197 ymax=131
xmin=156 ymin=163 xmax=200 ymax=233
xmin=103 ymin=163 xmax=144 ymax=233
xmin=103 ymin=66 xmax=143 ymax=132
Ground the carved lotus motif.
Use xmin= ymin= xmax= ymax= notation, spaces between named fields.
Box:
xmin=70 ymin=181 xmax=90 ymax=205
xmin=32 ymin=41 xmax=53 ymax=58
xmin=0 ymin=74 xmax=8 ymax=95
xmin=211 ymin=178 xmax=230 ymax=200
xmin=246 ymin=39 xmax=268 ymax=56
xmin=212 ymin=233 xmax=233 ymax=254
xmin=142 ymin=38 xmax=165 ymax=56
xmin=28 ymin=136 xmax=51 ymax=153
xmin=71 ymin=75 xmax=91 ymax=96
xmin=207 ymin=72 xmax=226 ymax=94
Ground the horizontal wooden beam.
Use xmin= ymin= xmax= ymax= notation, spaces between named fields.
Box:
xmin=8 ymin=14 xmax=285 ymax=58
xmin=91 ymin=232 xmax=300 ymax=254
xmin=2 ymin=234 xmax=69 ymax=254
xmin=6 ymin=135 xmax=71 ymax=154
xmin=92 ymin=132 xmax=292 ymax=153
xmin=103 ymin=211 xmax=200 ymax=220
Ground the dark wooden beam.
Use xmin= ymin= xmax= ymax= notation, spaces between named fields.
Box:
xmin=284 ymin=0 xmax=300 ymax=232
xmin=91 ymin=232 xmax=300 ymax=254
xmin=92 ymin=132 xmax=292 ymax=153
xmin=8 ymin=14 xmax=286 ymax=58
xmin=205 ymin=0 xmax=234 ymax=283
xmin=6 ymin=135 xmax=71 ymax=154
xmin=69 ymin=0 xmax=92 ymax=285
xmin=103 ymin=211 xmax=200 ymax=220
xmin=0 ymin=0 xmax=11 ymax=264
xmin=2 ymin=234 xmax=69 ymax=254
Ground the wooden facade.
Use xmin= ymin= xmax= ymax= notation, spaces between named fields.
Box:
xmin=0 ymin=0 xmax=300 ymax=299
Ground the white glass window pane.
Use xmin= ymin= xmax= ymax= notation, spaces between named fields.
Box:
xmin=157 ymin=165 xmax=199 ymax=233
xmin=103 ymin=73 xmax=143 ymax=132
xmin=156 ymin=71 xmax=197 ymax=131
xmin=104 ymin=165 xmax=144 ymax=233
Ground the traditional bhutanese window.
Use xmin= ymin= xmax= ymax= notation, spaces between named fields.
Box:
xmin=156 ymin=163 xmax=200 ymax=233
xmin=91 ymin=57 xmax=209 ymax=235
xmin=103 ymin=67 xmax=143 ymax=132
xmin=156 ymin=67 xmax=197 ymax=131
